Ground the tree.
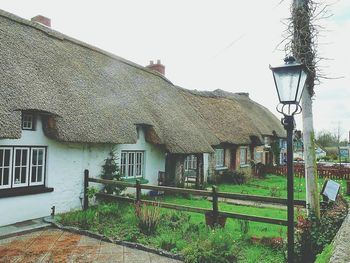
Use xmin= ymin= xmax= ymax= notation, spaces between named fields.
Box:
xmin=289 ymin=0 xmax=320 ymax=218
xmin=101 ymin=150 xmax=125 ymax=194
xmin=316 ymin=130 xmax=338 ymax=148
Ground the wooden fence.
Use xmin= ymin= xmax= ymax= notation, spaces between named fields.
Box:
xmin=84 ymin=170 xmax=306 ymax=227
xmin=266 ymin=164 xmax=350 ymax=180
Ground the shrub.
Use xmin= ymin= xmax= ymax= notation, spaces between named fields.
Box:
xmin=182 ymin=227 xmax=237 ymax=263
xmin=97 ymin=202 xmax=120 ymax=218
xmin=101 ymin=150 xmax=125 ymax=194
xmin=219 ymin=170 xmax=246 ymax=185
xmin=59 ymin=208 xmax=98 ymax=230
xmin=160 ymin=211 xmax=191 ymax=231
xmin=157 ymin=234 xmax=178 ymax=251
xmin=294 ymin=197 xmax=348 ymax=262
xmin=135 ymin=202 xmax=161 ymax=235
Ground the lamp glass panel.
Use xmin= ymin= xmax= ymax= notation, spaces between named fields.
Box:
xmin=296 ymin=69 xmax=307 ymax=103
xmin=273 ymin=67 xmax=301 ymax=103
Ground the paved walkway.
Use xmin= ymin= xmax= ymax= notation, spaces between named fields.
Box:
xmin=0 ymin=228 xmax=182 ymax=263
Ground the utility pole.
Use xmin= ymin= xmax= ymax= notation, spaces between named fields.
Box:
xmin=292 ymin=0 xmax=320 ymax=218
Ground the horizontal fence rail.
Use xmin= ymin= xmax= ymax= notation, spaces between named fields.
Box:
xmin=266 ymin=165 xmax=350 ymax=180
xmin=85 ymin=172 xmax=307 ymax=226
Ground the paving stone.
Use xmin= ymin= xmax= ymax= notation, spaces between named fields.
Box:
xmin=0 ymin=228 xmax=183 ymax=263
xmin=99 ymin=241 xmax=124 ymax=254
xmin=150 ymin=254 xmax=182 ymax=263
xmin=124 ymin=246 xmax=151 ymax=262
xmin=96 ymin=253 xmax=124 ymax=263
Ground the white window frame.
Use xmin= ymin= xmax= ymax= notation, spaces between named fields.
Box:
xmin=30 ymin=148 xmax=46 ymax=186
xmin=120 ymin=151 xmax=144 ymax=179
xmin=0 ymin=147 xmax=13 ymax=189
xmin=22 ymin=113 xmax=34 ymax=130
xmin=184 ymin=155 xmax=197 ymax=171
xmin=240 ymin=147 xmax=248 ymax=166
xmin=12 ymin=147 xmax=29 ymax=188
xmin=215 ymin=149 xmax=225 ymax=168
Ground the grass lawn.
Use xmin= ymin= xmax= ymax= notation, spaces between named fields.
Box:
xmin=58 ymin=201 xmax=286 ymax=263
xmin=214 ymin=174 xmax=349 ymax=201
xmin=58 ymin=174 xmax=348 ymax=262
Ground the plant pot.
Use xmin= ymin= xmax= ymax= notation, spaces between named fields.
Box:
xmin=205 ymin=212 xmax=227 ymax=227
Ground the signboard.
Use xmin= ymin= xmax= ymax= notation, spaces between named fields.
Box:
xmin=321 ymin=180 xmax=340 ymax=201
xmin=339 ymin=148 xmax=349 ymax=160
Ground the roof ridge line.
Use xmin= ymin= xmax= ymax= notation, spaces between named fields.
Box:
xmin=0 ymin=9 xmax=173 ymax=85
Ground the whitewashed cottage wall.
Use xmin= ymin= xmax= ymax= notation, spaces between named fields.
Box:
xmin=0 ymin=116 xmax=165 ymax=226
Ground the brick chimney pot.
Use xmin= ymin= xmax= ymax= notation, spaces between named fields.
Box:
xmin=31 ymin=15 xmax=51 ymax=27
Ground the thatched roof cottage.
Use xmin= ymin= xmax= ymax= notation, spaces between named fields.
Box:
xmin=0 ymin=9 xmax=285 ymax=226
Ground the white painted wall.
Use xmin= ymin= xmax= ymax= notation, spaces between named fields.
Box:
xmin=0 ymin=116 xmax=165 ymax=226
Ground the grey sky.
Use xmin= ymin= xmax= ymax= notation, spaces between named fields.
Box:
xmin=1 ymin=0 xmax=349 ymax=140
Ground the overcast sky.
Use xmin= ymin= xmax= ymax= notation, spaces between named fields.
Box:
xmin=1 ymin=0 xmax=349 ymax=140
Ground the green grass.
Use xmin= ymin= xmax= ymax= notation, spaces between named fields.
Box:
xmin=58 ymin=175 xmax=348 ymax=263
xmin=58 ymin=200 xmax=286 ymax=262
xmin=214 ymin=174 xmax=349 ymax=201
xmin=314 ymin=243 xmax=334 ymax=263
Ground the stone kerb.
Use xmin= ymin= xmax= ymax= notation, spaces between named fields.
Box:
xmin=329 ymin=211 xmax=350 ymax=262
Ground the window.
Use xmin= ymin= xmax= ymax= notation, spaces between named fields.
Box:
xmin=22 ymin=113 xmax=35 ymax=130
xmin=215 ymin=149 xmax=224 ymax=167
xmin=0 ymin=146 xmax=46 ymax=190
xmin=240 ymin=147 xmax=248 ymax=166
xmin=0 ymin=148 xmax=12 ymax=189
xmin=30 ymin=148 xmax=45 ymax=185
xmin=184 ymin=155 xmax=197 ymax=171
xmin=120 ymin=151 xmax=144 ymax=178
xmin=13 ymin=148 xmax=29 ymax=187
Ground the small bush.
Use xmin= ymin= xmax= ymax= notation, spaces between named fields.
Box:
xmin=295 ymin=197 xmax=348 ymax=262
xmin=101 ymin=150 xmax=125 ymax=194
xmin=182 ymin=227 xmax=237 ymax=263
xmin=135 ymin=202 xmax=161 ymax=235
xmin=97 ymin=202 xmax=120 ymax=218
xmin=157 ymin=234 xmax=178 ymax=251
xmin=59 ymin=208 xmax=98 ymax=230
xmin=219 ymin=170 xmax=246 ymax=185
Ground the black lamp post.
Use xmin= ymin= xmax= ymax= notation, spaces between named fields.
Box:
xmin=270 ymin=56 xmax=308 ymax=263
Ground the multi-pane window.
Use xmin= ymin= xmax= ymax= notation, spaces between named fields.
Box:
xmin=0 ymin=146 xmax=46 ymax=189
xmin=184 ymin=155 xmax=197 ymax=171
xmin=240 ymin=147 xmax=248 ymax=166
xmin=0 ymin=148 xmax=12 ymax=189
xmin=30 ymin=148 xmax=45 ymax=185
xmin=13 ymin=148 xmax=29 ymax=187
xmin=120 ymin=151 xmax=144 ymax=178
xmin=215 ymin=149 xmax=225 ymax=167
xmin=22 ymin=114 xmax=34 ymax=130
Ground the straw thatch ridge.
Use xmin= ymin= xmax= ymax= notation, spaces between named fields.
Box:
xmin=0 ymin=9 xmax=284 ymax=154
xmin=177 ymin=88 xmax=286 ymax=145
xmin=0 ymin=9 xmax=213 ymax=154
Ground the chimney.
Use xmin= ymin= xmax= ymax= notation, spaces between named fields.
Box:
xmin=146 ymin=59 xmax=165 ymax=75
xmin=31 ymin=15 xmax=51 ymax=27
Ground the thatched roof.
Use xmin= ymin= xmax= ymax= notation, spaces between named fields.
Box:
xmin=0 ymin=9 xmax=284 ymax=154
xmin=177 ymin=88 xmax=286 ymax=145
xmin=0 ymin=9 xmax=213 ymax=154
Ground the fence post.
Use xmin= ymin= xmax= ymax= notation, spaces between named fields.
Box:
xmin=212 ymin=185 xmax=219 ymax=224
xmin=83 ymin=169 xmax=89 ymax=210
xmin=136 ymin=179 xmax=141 ymax=203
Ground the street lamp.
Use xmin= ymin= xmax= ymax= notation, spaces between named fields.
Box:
xmin=270 ymin=56 xmax=308 ymax=263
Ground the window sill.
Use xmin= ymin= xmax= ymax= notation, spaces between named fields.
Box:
xmin=122 ymin=178 xmax=149 ymax=184
xmin=215 ymin=166 xmax=228 ymax=171
xmin=0 ymin=186 xmax=54 ymax=198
